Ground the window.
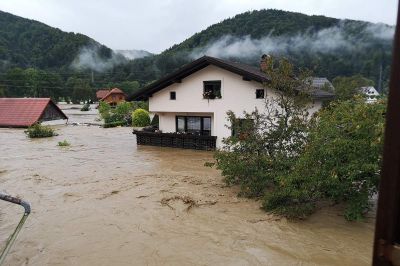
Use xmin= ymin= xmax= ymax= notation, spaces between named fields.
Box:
xmin=170 ymin=91 xmax=176 ymax=100
xmin=256 ymin=89 xmax=265 ymax=99
xmin=176 ymin=116 xmax=212 ymax=136
xmin=203 ymin=81 xmax=221 ymax=99
xmin=231 ymin=118 xmax=254 ymax=138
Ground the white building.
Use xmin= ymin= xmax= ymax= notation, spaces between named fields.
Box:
xmin=359 ymin=86 xmax=380 ymax=103
xmin=130 ymin=56 xmax=334 ymax=149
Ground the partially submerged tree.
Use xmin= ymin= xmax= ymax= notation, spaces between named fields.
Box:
xmin=211 ymin=56 xmax=316 ymax=197
xmin=263 ymin=97 xmax=386 ymax=220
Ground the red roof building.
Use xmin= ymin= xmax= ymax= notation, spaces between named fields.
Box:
xmin=96 ymin=89 xmax=110 ymax=100
xmin=100 ymin=88 xmax=126 ymax=106
xmin=0 ymin=98 xmax=68 ymax=128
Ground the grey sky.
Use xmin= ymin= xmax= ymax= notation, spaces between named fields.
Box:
xmin=0 ymin=0 xmax=397 ymax=53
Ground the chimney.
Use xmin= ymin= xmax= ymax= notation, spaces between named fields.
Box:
xmin=260 ymin=54 xmax=271 ymax=73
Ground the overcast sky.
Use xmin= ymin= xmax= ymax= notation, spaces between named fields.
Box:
xmin=0 ymin=0 xmax=397 ymax=53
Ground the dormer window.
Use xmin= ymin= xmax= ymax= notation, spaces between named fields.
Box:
xmin=256 ymin=89 xmax=265 ymax=99
xmin=170 ymin=91 xmax=176 ymax=100
xmin=203 ymin=81 xmax=221 ymax=99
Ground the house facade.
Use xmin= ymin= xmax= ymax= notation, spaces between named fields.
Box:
xmin=130 ymin=56 xmax=334 ymax=149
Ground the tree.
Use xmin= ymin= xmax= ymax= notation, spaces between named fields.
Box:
xmin=132 ymin=109 xmax=150 ymax=127
xmin=210 ymin=57 xmax=315 ymax=197
xmin=332 ymin=75 xmax=375 ymax=101
xmin=68 ymin=78 xmax=93 ymax=104
xmin=263 ymin=97 xmax=386 ymax=220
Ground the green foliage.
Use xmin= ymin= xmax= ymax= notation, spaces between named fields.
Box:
xmin=100 ymin=101 xmax=138 ymax=127
xmin=213 ymin=57 xmax=313 ymax=197
xmin=102 ymin=121 xmax=126 ymax=128
xmin=25 ymin=123 xmax=56 ymax=138
xmin=81 ymin=103 xmax=90 ymax=111
xmin=0 ymin=10 xmax=112 ymax=70
xmin=211 ymin=56 xmax=386 ymax=221
xmin=263 ymin=97 xmax=386 ymax=221
xmin=108 ymin=9 xmax=392 ymax=88
xmin=98 ymin=101 xmax=111 ymax=118
xmin=58 ymin=140 xmax=70 ymax=146
xmin=132 ymin=108 xmax=151 ymax=127
xmin=333 ymin=75 xmax=375 ymax=101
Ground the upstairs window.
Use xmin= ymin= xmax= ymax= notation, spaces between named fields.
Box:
xmin=256 ymin=89 xmax=265 ymax=99
xmin=170 ymin=91 xmax=176 ymax=100
xmin=203 ymin=81 xmax=221 ymax=99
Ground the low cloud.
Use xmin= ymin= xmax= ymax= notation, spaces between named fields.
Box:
xmin=71 ymin=44 xmax=127 ymax=72
xmin=190 ymin=22 xmax=394 ymax=59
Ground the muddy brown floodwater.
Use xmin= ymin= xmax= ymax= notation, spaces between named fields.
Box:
xmin=0 ymin=106 xmax=375 ymax=265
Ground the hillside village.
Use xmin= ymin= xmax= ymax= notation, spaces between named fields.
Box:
xmin=0 ymin=2 xmax=398 ymax=266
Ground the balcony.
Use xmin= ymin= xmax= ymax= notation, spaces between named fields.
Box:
xmin=133 ymin=130 xmax=217 ymax=150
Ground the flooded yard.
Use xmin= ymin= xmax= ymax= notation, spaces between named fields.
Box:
xmin=0 ymin=107 xmax=375 ymax=265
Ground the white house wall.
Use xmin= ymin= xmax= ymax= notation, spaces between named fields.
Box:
xmin=149 ymin=65 xmax=322 ymax=148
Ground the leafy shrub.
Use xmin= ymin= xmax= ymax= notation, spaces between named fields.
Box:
xmin=81 ymin=103 xmax=90 ymax=111
xmin=262 ymin=97 xmax=386 ymax=220
xmin=99 ymin=101 xmax=140 ymax=127
xmin=25 ymin=123 xmax=56 ymax=138
xmin=58 ymin=140 xmax=70 ymax=146
xmin=132 ymin=108 xmax=151 ymax=127
xmin=103 ymin=121 xmax=126 ymax=128
xmin=98 ymin=101 xmax=111 ymax=119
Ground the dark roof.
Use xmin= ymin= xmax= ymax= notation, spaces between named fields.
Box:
xmin=309 ymin=77 xmax=335 ymax=99
xmin=0 ymin=98 xmax=68 ymax=128
xmin=128 ymin=56 xmax=270 ymax=101
xmin=128 ymin=56 xmax=335 ymax=101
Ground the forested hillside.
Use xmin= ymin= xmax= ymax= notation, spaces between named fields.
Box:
xmin=0 ymin=10 xmax=113 ymax=70
xmin=112 ymin=9 xmax=394 ymax=90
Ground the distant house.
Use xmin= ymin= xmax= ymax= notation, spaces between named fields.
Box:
xmin=0 ymin=98 xmax=68 ymax=128
xmin=129 ymin=56 xmax=334 ymax=150
xmin=359 ymin=86 xmax=380 ymax=103
xmin=96 ymin=89 xmax=110 ymax=101
xmin=97 ymin=88 xmax=126 ymax=106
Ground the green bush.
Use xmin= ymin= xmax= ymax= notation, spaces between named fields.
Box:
xmin=103 ymin=121 xmax=126 ymax=128
xmin=58 ymin=140 xmax=70 ymax=146
xmin=262 ymin=97 xmax=386 ymax=220
xmin=98 ymin=101 xmax=111 ymax=119
xmin=81 ymin=103 xmax=90 ymax=111
xmin=132 ymin=108 xmax=150 ymax=127
xmin=25 ymin=123 xmax=57 ymax=138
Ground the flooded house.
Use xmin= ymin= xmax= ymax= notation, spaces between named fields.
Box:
xmin=129 ymin=55 xmax=334 ymax=150
xmin=97 ymin=88 xmax=126 ymax=106
xmin=0 ymin=98 xmax=68 ymax=127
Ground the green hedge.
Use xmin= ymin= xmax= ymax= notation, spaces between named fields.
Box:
xmin=25 ymin=123 xmax=56 ymax=138
xmin=132 ymin=108 xmax=150 ymax=127
xmin=103 ymin=121 xmax=126 ymax=128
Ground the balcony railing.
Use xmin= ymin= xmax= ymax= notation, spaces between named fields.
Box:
xmin=133 ymin=131 xmax=217 ymax=150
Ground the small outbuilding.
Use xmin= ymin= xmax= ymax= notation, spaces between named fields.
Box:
xmin=99 ymin=88 xmax=126 ymax=106
xmin=0 ymin=98 xmax=68 ymax=128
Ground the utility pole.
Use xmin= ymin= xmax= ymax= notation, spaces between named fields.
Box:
xmin=378 ymin=63 xmax=383 ymax=93
xmin=91 ymin=70 xmax=94 ymax=83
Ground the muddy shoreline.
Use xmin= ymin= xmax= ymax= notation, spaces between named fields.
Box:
xmin=0 ymin=109 xmax=374 ymax=265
